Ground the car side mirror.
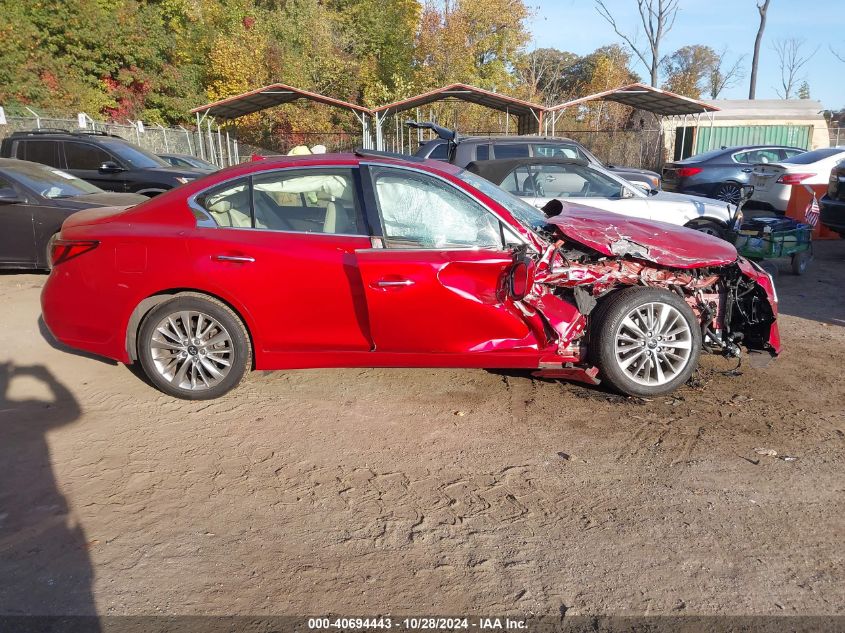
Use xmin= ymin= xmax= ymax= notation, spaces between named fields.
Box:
xmin=99 ymin=161 xmax=124 ymax=173
xmin=633 ymin=182 xmax=654 ymax=195
xmin=622 ymin=187 xmax=637 ymax=198
xmin=0 ymin=187 xmax=21 ymax=204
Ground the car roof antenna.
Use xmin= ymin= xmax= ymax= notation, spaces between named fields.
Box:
xmin=406 ymin=121 xmax=459 ymax=162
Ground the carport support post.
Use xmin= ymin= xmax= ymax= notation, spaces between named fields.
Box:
xmin=195 ymin=112 xmax=206 ymax=160
xmin=216 ymin=124 xmax=224 ymax=166
xmin=207 ymin=119 xmax=215 ymax=166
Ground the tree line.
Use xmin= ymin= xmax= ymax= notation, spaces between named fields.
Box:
xmin=0 ymin=0 xmax=836 ymax=149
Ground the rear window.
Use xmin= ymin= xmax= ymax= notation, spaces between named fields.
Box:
xmin=782 ymin=148 xmax=845 ymax=165
xmin=16 ymin=140 xmax=62 ymax=167
xmin=493 ymin=143 xmax=529 ymax=159
xmin=427 ymin=143 xmax=449 ymax=160
xmin=534 ymin=143 xmax=582 ymax=159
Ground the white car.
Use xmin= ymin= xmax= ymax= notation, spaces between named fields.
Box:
xmin=468 ymin=157 xmax=736 ymax=237
xmin=750 ymin=147 xmax=845 ymax=212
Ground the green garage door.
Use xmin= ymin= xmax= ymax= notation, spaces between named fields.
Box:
xmin=695 ymin=125 xmax=812 ymax=153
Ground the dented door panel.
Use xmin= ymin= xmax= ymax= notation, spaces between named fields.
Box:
xmin=355 ymin=248 xmax=545 ymax=355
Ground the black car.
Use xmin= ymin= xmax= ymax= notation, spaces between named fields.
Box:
xmin=0 ymin=130 xmax=206 ymax=196
xmin=414 ymin=135 xmax=662 ymax=190
xmin=158 ymin=153 xmax=218 ymax=172
xmin=820 ymin=160 xmax=845 ymax=237
xmin=662 ymin=145 xmax=806 ymax=204
xmin=0 ymin=158 xmax=147 ymax=270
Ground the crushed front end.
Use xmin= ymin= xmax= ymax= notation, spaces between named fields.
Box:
xmin=506 ymin=235 xmax=780 ymax=382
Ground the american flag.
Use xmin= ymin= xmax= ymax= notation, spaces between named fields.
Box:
xmin=804 ymin=194 xmax=820 ymax=227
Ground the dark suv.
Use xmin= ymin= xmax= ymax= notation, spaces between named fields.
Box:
xmin=820 ymin=160 xmax=845 ymax=237
xmin=415 ymin=136 xmax=662 ymax=190
xmin=0 ymin=130 xmax=205 ymax=196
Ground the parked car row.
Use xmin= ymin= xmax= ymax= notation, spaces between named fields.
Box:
xmin=662 ymin=145 xmax=806 ymax=204
xmin=0 ymin=123 xmax=785 ymax=400
xmin=0 ymin=129 xmax=209 ymax=195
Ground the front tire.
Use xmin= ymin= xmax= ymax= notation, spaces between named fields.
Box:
xmin=589 ymin=287 xmax=702 ymax=397
xmin=685 ymin=218 xmax=728 ymax=239
xmin=137 ymin=295 xmax=251 ymax=399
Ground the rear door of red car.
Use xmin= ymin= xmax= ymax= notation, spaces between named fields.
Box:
xmin=354 ymin=164 xmax=537 ymax=356
xmin=187 ymin=167 xmax=374 ymax=353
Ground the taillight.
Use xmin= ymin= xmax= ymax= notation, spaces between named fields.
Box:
xmin=677 ymin=167 xmax=703 ymax=178
xmin=776 ymin=173 xmax=815 ymax=185
xmin=51 ymin=239 xmax=99 ymax=266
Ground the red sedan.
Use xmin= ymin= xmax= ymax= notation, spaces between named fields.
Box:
xmin=42 ymin=152 xmax=780 ymax=400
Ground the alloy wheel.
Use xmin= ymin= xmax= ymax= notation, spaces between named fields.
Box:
xmin=613 ymin=301 xmax=693 ymax=387
xmin=148 ymin=310 xmax=234 ymax=391
xmin=715 ymin=183 xmax=741 ymax=205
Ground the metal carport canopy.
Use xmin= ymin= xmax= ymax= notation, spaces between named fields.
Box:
xmin=189 ymin=82 xmax=374 ymax=149
xmin=546 ymin=83 xmax=720 ymax=117
xmin=371 ymin=83 xmax=546 ymax=136
xmin=189 ymin=82 xmax=371 ymax=120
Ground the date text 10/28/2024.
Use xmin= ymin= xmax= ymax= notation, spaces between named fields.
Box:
xmin=307 ymin=617 xmax=528 ymax=630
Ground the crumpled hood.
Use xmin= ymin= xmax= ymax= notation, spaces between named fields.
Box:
xmin=545 ymin=202 xmax=738 ymax=269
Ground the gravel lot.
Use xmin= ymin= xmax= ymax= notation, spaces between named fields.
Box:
xmin=1 ymin=240 xmax=843 ymax=619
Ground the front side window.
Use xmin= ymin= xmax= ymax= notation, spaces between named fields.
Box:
xmin=64 ymin=142 xmax=113 ymax=170
xmin=372 ymin=167 xmax=502 ymax=249
xmin=427 ymin=143 xmax=449 ymax=160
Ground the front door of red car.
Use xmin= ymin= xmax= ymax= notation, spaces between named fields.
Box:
xmin=355 ymin=165 xmax=538 ymax=356
xmin=188 ymin=168 xmax=373 ymax=354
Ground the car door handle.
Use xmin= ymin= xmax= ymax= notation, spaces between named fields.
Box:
xmin=742 ymin=168 xmax=753 ymax=173
xmin=212 ymin=254 xmax=255 ymax=263
xmin=374 ymin=279 xmax=414 ymax=288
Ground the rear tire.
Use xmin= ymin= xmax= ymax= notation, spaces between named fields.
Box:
xmin=714 ymin=182 xmax=741 ymax=205
xmin=791 ymin=249 xmax=811 ymax=275
xmin=589 ymin=287 xmax=702 ymax=397
xmin=137 ymin=294 xmax=251 ymax=400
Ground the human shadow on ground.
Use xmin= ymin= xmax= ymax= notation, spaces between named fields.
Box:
xmin=0 ymin=363 xmax=100 ymax=630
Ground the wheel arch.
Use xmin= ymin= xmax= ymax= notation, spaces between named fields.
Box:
xmin=684 ymin=216 xmax=730 ymax=229
xmin=125 ymin=288 xmax=256 ymax=367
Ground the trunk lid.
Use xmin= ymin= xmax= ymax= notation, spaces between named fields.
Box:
xmin=751 ymin=163 xmax=786 ymax=192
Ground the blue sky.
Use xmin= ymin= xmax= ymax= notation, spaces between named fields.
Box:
xmin=527 ymin=0 xmax=845 ymax=108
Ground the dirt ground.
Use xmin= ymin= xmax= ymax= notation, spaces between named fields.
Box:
xmin=0 ymin=241 xmax=843 ymax=620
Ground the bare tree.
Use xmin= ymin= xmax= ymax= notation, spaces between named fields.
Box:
xmin=595 ymin=0 xmax=680 ymax=87
xmin=748 ymin=0 xmax=771 ymax=99
xmin=832 ymin=46 xmax=845 ymax=63
xmin=709 ymin=49 xmax=746 ymax=99
xmin=772 ymin=38 xmax=818 ymax=99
